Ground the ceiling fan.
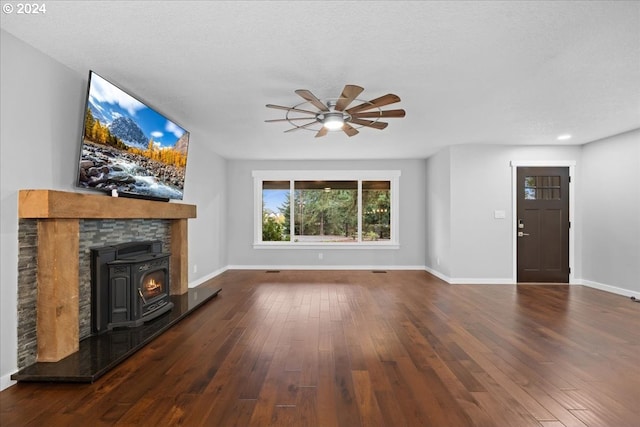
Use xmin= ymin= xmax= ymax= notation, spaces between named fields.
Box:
xmin=265 ymin=85 xmax=405 ymax=137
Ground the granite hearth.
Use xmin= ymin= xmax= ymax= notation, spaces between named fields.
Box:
xmin=12 ymin=286 xmax=220 ymax=382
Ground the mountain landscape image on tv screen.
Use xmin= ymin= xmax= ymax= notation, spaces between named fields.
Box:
xmin=77 ymin=71 xmax=189 ymax=201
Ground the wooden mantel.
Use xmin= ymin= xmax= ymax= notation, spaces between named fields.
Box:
xmin=19 ymin=189 xmax=196 ymax=219
xmin=19 ymin=189 xmax=197 ymax=363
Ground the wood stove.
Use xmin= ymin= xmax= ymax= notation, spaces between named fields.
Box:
xmin=91 ymin=240 xmax=174 ymax=334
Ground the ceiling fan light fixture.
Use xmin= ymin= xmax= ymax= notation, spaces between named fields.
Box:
xmin=266 ymin=85 xmax=404 ymax=137
xmin=322 ymin=112 xmax=345 ymax=130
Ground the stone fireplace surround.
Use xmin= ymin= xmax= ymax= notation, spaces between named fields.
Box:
xmin=17 ymin=217 xmax=172 ymax=369
xmin=12 ymin=189 xmax=221 ymax=382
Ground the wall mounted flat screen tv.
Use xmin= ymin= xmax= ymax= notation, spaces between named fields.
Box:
xmin=77 ymin=71 xmax=190 ymax=201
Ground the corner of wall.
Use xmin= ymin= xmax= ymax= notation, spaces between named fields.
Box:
xmin=1 ymin=373 xmax=17 ymax=392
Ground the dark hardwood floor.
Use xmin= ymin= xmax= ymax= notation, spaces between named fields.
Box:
xmin=1 ymin=270 xmax=639 ymax=426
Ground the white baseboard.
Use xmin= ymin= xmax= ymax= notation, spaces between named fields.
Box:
xmin=579 ymin=278 xmax=640 ymax=299
xmin=424 ymin=266 xmax=514 ymax=284
xmin=1 ymin=372 xmax=16 ymax=392
xmin=226 ymin=264 xmax=427 ymax=271
xmin=227 ymin=265 xmax=509 ymax=284
xmin=448 ymin=278 xmax=515 ymax=285
xmin=190 ymin=266 xmax=640 ymax=300
xmin=424 ymin=266 xmax=451 ymax=283
xmin=189 ymin=266 xmax=229 ymax=288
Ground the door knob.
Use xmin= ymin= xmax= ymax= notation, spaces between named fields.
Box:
xmin=517 ymin=231 xmax=530 ymax=237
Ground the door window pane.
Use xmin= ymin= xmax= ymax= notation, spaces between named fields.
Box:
xmin=362 ymin=181 xmax=391 ymax=241
xmin=262 ymin=181 xmax=289 ymax=241
xmin=293 ymin=181 xmax=357 ymax=242
xmin=524 ymin=176 xmax=561 ymax=200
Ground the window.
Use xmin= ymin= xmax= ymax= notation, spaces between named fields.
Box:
xmin=253 ymin=171 xmax=400 ymax=248
xmin=362 ymin=181 xmax=391 ymax=241
xmin=262 ymin=181 xmax=290 ymax=241
xmin=293 ymin=180 xmax=358 ymax=243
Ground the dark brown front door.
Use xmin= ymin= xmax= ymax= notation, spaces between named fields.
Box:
xmin=517 ymin=167 xmax=569 ymax=283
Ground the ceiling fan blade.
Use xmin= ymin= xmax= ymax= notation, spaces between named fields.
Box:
xmin=346 ymin=94 xmax=401 ymax=114
xmin=351 ymin=109 xmax=406 ymax=119
xmin=266 ymin=104 xmax=318 ymax=115
xmin=295 ymin=89 xmax=329 ymax=112
xmin=265 ymin=117 xmax=320 ymax=123
xmin=349 ymin=118 xmax=389 ymax=130
xmin=334 ymin=85 xmax=365 ymax=111
xmin=342 ymin=123 xmax=359 ymax=137
xmin=315 ymin=127 xmax=329 ymax=138
xmin=283 ymin=121 xmax=319 ymax=133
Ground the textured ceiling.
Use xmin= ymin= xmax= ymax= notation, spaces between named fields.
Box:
xmin=2 ymin=1 xmax=639 ymax=160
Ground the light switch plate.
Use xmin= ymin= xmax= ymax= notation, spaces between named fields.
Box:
xmin=494 ymin=210 xmax=506 ymax=219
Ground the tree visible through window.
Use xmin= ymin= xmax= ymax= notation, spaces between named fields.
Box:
xmin=258 ymin=174 xmax=397 ymax=245
xmin=262 ymin=181 xmax=289 ymax=241
xmin=363 ymin=181 xmax=391 ymax=241
xmin=293 ymin=181 xmax=357 ymax=242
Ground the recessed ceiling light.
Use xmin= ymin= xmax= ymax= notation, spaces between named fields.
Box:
xmin=557 ymin=134 xmax=572 ymax=141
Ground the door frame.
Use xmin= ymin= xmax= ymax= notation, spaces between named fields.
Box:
xmin=510 ymin=160 xmax=576 ymax=284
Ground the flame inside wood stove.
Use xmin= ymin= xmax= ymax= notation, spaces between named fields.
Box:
xmin=143 ymin=277 xmax=163 ymax=298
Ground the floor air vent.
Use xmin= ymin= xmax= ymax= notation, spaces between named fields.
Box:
xmin=372 ymin=270 xmax=388 ymax=273
xmin=266 ymin=270 xmax=281 ymax=273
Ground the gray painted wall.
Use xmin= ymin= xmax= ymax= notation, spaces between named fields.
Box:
xmin=184 ymin=130 xmax=228 ymax=282
xmin=0 ymin=31 xmax=227 ymax=387
xmin=425 ymin=148 xmax=452 ymax=277
xmin=581 ymin=130 xmax=640 ymax=293
xmin=451 ymin=144 xmax=584 ymax=281
xmin=1 ymin=30 xmax=83 ymax=388
xmin=226 ymin=159 xmax=426 ymax=268
xmin=426 ymin=144 xmax=584 ymax=282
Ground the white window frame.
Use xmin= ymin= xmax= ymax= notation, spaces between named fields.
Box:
xmin=253 ymin=170 xmax=401 ymax=249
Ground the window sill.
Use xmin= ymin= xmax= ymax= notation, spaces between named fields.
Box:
xmin=253 ymin=242 xmax=400 ymax=250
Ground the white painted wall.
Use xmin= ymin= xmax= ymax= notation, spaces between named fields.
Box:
xmin=581 ymin=130 xmax=640 ymax=294
xmin=0 ymin=31 xmax=228 ymax=389
xmin=226 ymin=159 xmax=426 ymax=269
